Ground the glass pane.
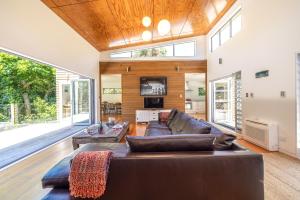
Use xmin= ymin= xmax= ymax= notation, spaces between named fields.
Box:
xmin=62 ymin=84 xmax=71 ymax=118
xmin=110 ymin=51 xmax=131 ymax=58
xmin=132 ymin=48 xmax=152 ymax=58
xmin=152 ymin=45 xmax=173 ymax=57
xmin=0 ymin=51 xmax=92 ymax=153
xmin=73 ymin=80 xmax=90 ymax=124
xmin=211 ymin=33 xmax=220 ymax=51
xmin=215 ymin=92 xmax=228 ymax=100
xmin=212 ymin=77 xmax=235 ymax=128
xmin=215 ymin=82 xmax=228 ymax=90
xmin=220 ymin=22 xmax=231 ymax=45
xmin=232 ymin=12 xmax=242 ymax=36
xmin=174 ymin=42 xmax=195 ymax=57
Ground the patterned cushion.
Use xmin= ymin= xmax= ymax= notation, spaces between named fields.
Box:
xmin=159 ymin=112 xmax=170 ymax=122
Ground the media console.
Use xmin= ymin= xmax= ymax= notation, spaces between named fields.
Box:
xmin=136 ymin=109 xmax=171 ymax=123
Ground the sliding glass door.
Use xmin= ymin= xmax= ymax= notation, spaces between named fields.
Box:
xmin=211 ymin=72 xmax=242 ymax=131
xmin=72 ymin=79 xmax=91 ymax=125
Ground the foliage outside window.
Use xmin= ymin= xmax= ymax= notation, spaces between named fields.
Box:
xmin=103 ymin=88 xmax=122 ymax=94
xmin=0 ymin=52 xmax=57 ymax=123
xmin=110 ymin=41 xmax=195 ymax=58
xmin=198 ymin=87 xmax=206 ymax=96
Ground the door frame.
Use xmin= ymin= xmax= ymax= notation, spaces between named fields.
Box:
xmin=71 ymin=79 xmax=92 ymax=125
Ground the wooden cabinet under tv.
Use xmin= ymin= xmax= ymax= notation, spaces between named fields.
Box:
xmin=136 ymin=109 xmax=171 ymax=123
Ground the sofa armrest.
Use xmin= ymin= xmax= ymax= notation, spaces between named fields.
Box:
xmin=42 ymin=156 xmax=71 ymax=188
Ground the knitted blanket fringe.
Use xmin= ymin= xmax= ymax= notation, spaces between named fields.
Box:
xmin=69 ymin=151 xmax=112 ymax=199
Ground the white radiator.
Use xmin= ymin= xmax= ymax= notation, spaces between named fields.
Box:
xmin=243 ymin=119 xmax=278 ymax=151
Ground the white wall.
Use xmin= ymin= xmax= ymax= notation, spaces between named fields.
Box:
xmin=99 ymin=36 xmax=207 ymax=61
xmin=207 ymin=0 xmax=300 ymax=157
xmin=0 ymin=0 xmax=101 ymax=121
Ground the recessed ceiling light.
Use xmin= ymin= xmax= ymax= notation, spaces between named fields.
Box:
xmin=142 ymin=16 xmax=152 ymax=27
xmin=142 ymin=30 xmax=152 ymax=41
xmin=158 ymin=19 xmax=171 ymax=36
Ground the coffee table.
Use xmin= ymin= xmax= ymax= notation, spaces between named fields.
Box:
xmin=72 ymin=121 xmax=129 ymax=150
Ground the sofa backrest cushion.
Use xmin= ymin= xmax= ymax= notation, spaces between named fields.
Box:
xmin=214 ymin=134 xmax=237 ymax=150
xmin=126 ymin=134 xmax=215 ymax=152
xmin=169 ymin=112 xmax=192 ymax=133
xmin=166 ymin=108 xmax=178 ymax=126
xmin=179 ymin=118 xmax=211 ymax=135
xmin=198 ymin=119 xmax=224 ymax=136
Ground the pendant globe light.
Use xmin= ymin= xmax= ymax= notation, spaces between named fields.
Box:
xmin=158 ymin=19 xmax=171 ymax=36
xmin=142 ymin=30 xmax=152 ymax=41
xmin=142 ymin=16 xmax=152 ymax=27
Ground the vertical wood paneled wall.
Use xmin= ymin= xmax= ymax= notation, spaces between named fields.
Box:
xmin=100 ymin=61 xmax=207 ymax=122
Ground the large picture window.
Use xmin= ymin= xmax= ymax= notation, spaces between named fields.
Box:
xmin=0 ymin=50 xmax=94 ymax=168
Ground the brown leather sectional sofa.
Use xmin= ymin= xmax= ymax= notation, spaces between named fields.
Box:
xmin=41 ymin=109 xmax=264 ymax=200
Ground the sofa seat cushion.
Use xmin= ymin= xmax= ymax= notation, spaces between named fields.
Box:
xmin=42 ymin=156 xmax=71 ymax=188
xmin=145 ymin=127 xmax=172 ymax=136
xmin=126 ymin=134 xmax=215 ymax=152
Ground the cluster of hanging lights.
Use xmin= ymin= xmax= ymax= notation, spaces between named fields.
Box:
xmin=141 ymin=16 xmax=170 ymax=41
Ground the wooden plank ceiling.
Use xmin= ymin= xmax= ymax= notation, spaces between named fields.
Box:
xmin=42 ymin=0 xmax=236 ymax=51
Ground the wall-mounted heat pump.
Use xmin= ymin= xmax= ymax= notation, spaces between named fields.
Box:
xmin=243 ymin=119 xmax=278 ymax=151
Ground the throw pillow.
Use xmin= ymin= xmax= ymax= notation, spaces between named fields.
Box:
xmin=126 ymin=134 xmax=215 ymax=152
xmin=159 ymin=112 xmax=170 ymax=122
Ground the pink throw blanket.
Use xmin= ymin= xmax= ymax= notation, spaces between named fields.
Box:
xmin=69 ymin=151 xmax=112 ymax=199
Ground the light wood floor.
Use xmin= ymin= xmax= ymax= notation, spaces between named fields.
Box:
xmin=0 ymin=124 xmax=300 ymax=200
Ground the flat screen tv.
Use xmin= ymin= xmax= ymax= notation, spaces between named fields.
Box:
xmin=144 ymin=97 xmax=164 ymax=109
xmin=140 ymin=76 xmax=167 ymax=96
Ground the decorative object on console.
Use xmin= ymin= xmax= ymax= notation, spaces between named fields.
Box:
xmin=86 ymin=124 xmax=101 ymax=135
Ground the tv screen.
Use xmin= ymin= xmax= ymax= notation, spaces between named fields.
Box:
xmin=144 ymin=97 xmax=164 ymax=109
xmin=140 ymin=76 xmax=167 ymax=96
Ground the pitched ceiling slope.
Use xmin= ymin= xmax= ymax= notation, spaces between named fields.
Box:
xmin=42 ymin=0 xmax=236 ymax=51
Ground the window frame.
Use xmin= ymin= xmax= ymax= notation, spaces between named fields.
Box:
xmin=174 ymin=41 xmax=196 ymax=57
xmin=210 ymin=9 xmax=241 ymax=52
xmin=110 ymin=40 xmax=196 ymax=58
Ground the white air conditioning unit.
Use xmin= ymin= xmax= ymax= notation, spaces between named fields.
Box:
xmin=243 ymin=119 xmax=278 ymax=151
